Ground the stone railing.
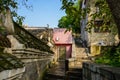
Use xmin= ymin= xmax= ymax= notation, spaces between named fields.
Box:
xmin=13 ymin=22 xmax=53 ymax=53
xmin=83 ymin=62 xmax=120 ymax=80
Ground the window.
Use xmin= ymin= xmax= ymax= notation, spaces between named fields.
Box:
xmin=94 ymin=20 xmax=110 ymax=33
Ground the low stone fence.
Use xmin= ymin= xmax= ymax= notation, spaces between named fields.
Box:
xmin=83 ymin=62 xmax=120 ymax=80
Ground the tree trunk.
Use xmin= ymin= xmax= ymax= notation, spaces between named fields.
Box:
xmin=106 ymin=0 xmax=120 ymax=39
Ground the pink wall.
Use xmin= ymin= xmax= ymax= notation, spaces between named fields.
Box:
xmin=66 ymin=45 xmax=72 ymax=59
xmin=53 ymin=28 xmax=72 ymax=59
xmin=53 ymin=28 xmax=72 ymax=44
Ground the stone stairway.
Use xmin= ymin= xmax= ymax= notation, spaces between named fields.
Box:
xmin=75 ymin=47 xmax=90 ymax=66
xmin=44 ymin=61 xmax=65 ymax=80
xmin=65 ymin=68 xmax=82 ymax=80
xmin=44 ymin=61 xmax=83 ymax=80
xmin=69 ymin=46 xmax=91 ymax=69
xmin=45 ymin=73 xmax=65 ymax=80
xmin=69 ymin=37 xmax=91 ymax=69
xmin=66 ymin=47 xmax=88 ymax=80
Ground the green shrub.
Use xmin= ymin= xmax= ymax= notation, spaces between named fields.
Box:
xmin=95 ymin=46 xmax=120 ymax=67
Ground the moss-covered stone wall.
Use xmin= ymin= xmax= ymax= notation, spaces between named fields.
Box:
xmin=20 ymin=59 xmax=52 ymax=80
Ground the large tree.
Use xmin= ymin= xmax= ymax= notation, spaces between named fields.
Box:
xmin=58 ymin=0 xmax=82 ymax=34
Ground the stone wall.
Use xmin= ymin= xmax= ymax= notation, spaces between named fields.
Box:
xmin=0 ymin=58 xmax=53 ymax=80
xmin=20 ymin=58 xmax=53 ymax=80
xmin=88 ymin=32 xmax=116 ymax=46
xmin=0 ymin=67 xmax=25 ymax=80
xmin=0 ymin=8 xmax=14 ymax=34
xmin=83 ymin=62 xmax=120 ymax=80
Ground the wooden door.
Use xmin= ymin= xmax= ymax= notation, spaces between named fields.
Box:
xmin=58 ymin=46 xmax=66 ymax=61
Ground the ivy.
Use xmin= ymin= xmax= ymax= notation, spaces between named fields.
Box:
xmin=0 ymin=0 xmax=30 ymax=26
xmin=86 ymin=0 xmax=116 ymax=33
xmin=85 ymin=0 xmax=120 ymax=67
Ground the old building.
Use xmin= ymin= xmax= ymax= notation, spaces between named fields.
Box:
xmin=52 ymin=28 xmax=72 ymax=62
xmin=25 ymin=27 xmax=54 ymax=48
xmin=81 ymin=0 xmax=119 ymax=56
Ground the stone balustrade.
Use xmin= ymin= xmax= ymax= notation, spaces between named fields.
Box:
xmin=13 ymin=22 xmax=53 ymax=53
xmin=83 ymin=62 xmax=120 ymax=80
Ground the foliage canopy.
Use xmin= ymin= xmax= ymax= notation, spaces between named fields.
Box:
xmin=0 ymin=0 xmax=29 ymax=26
xmin=86 ymin=0 xmax=117 ymax=33
xmin=58 ymin=0 xmax=82 ymax=33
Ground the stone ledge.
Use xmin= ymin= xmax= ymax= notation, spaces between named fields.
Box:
xmin=0 ymin=67 xmax=25 ymax=80
xmin=12 ymin=48 xmax=53 ymax=59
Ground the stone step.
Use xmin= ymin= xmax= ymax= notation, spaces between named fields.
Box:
xmin=44 ymin=73 xmax=65 ymax=80
xmin=76 ymin=55 xmax=88 ymax=58
xmin=65 ymin=69 xmax=82 ymax=80
xmin=44 ymin=61 xmax=65 ymax=80
xmin=76 ymin=52 xmax=88 ymax=55
xmin=44 ymin=77 xmax=64 ymax=80
xmin=76 ymin=56 xmax=89 ymax=59
xmin=66 ymin=76 xmax=82 ymax=80
xmin=66 ymin=71 xmax=82 ymax=76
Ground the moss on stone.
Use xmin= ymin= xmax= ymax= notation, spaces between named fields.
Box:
xmin=40 ymin=66 xmax=49 ymax=80
xmin=0 ymin=50 xmax=24 ymax=72
xmin=0 ymin=35 xmax=11 ymax=48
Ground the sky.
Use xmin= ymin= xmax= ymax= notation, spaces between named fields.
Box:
xmin=17 ymin=0 xmax=66 ymax=28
